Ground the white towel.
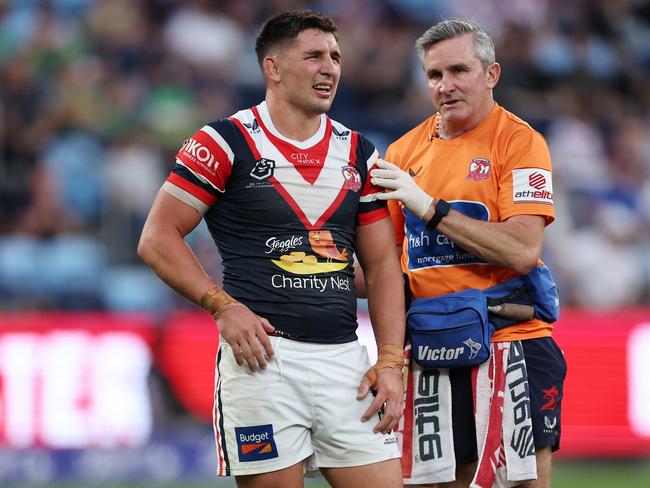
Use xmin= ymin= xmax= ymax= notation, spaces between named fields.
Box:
xmin=398 ymin=342 xmax=537 ymax=487
xmin=497 ymin=341 xmax=537 ymax=485
xmin=399 ymin=347 xmax=456 ymax=484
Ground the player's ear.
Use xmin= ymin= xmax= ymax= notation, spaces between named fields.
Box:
xmin=486 ymin=62 xmax=500 ymax=88
xmin=262 ymin=55 xmax=281 ymax=82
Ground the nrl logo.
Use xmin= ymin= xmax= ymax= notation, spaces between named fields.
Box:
xmin=250 ymin=158 xmax=275 ymax=180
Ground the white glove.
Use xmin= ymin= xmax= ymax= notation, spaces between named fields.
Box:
xmin=371 ymin=159 xmax=433 ymax=219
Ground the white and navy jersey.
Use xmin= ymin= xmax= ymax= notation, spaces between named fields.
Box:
xmin=163 ymin=102 xmax=388 ymax=343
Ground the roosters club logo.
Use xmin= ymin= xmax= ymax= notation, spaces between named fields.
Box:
xmin=467 ymin=157 xmax=491 ymax=181
xmin=250 ymin=158 xmax=275 ymax=180
xmin=541 ymin=386 xmax=559 ymax=411
xmin=341 ymin=166 xmax=361 ymax=192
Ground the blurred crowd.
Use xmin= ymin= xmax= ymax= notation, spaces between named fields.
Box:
xmin=1 ymin=0 xmax=649 ymax=312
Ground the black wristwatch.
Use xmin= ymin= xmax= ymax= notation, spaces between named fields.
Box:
xmin=426 ymin=199 xmax=451 ymax=230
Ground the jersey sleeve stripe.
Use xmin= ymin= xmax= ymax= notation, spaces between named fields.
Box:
xmin=360 ymin=149 xmax=381 ymax=197
xmin=357 ymin=207 xmax=390 ymax=226
xmin=359 ymin=193 xmax=380 ymax=203
xmin=202 ymin=124 xmax=235 ymax=165
xmin=166 ymin=172 xmax=217 ymax=207
xmin=230 ymin=117 xmax=262 ymax=160
xmin=172 ymin=162 xmax=220 ymax=196
xmin=175 ymin=158 xmax=225 ymax=193
xmin=176 ymin=125 xmax=233 ymax=191
xmin=162 ymin=181 xmax=211 ymax=215
xmin=354 ymin=135 xmax=388 ymax=221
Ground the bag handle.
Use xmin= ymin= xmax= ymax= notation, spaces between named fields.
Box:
xmin=487 ymin=302 xmax=534 ymax=323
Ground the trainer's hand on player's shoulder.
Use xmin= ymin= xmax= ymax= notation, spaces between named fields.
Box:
xmin=371 ymin=159 xmax=433 ymax=219
xmin=217 ymin=305 xmax=275 ymax=372
xmin=358 ymin=368 xmax=404 ymax=434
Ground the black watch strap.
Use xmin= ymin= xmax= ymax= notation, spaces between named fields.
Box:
xmin=426 ymin=199 xmax=451 ymax=230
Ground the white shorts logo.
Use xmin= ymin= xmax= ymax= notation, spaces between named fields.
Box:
xmin=512 ymin=168 xmax=553 ymax=204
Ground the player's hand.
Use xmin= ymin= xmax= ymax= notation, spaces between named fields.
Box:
xmin=217 ymin=305 xmax=275 ymax=372
xmin=371 ymin=159 xmax=433 ymax=219
xmin=358 ymin=368 xmax=404 ymax=434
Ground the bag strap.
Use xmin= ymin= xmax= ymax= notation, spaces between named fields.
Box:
xmin=485 ymin=285 xmax=528 ymax=307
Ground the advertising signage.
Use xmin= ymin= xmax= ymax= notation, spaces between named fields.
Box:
xmin=0 ymin=309 xmax=649 ymax=457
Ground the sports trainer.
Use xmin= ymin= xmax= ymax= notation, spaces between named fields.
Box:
xmin=370 ymin=19 xmax=566 ymax=488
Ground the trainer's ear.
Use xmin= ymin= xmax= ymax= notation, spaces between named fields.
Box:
xmin=262 ymin=55 xmax=281 ymax=82
xmin=486 ymin=62 xmax=500 ymax=88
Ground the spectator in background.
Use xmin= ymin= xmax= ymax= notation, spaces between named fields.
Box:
xmin=1 ymin=0 xmax=650 ymax=311
xmin=138 ymin=10 xmax=405 ymax=487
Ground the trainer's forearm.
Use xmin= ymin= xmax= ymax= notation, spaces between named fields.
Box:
xmin=423 ymin=202 xmax=542 ymax=275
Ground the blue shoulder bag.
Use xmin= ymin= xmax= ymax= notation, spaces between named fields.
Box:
xmin=406 ymin=265 xmax=559 ymax=368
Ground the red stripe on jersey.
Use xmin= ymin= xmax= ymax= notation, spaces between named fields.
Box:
xmin=358 ymin=207 xmax=389 ymax=226
xmin=267 ymin=175 xmax=315 ymax=230
xmin=314 ymin=184 xmax=350 ymax=230
xmin=267 ymin=174 xmax=353 ymax=231
xmin=252 ymin=106 xmax=332 ymax=185
xmin=167 ymin=172 xmax=217 ymax=207
xmin=362 ymin=159 xmax=383 ymax=197
xmin=230 ymin=117 xmax=262 ymax=160
xmin=176 ymin=128 xmax=232 ymax=192
xmin=348 ymin=130 xmax=359 ymax=167
xmin=305 ymin=129 xmax=355 ymax=228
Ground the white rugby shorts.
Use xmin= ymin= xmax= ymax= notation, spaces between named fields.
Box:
xmin=213 ymin=335 xmax=400 ymax=476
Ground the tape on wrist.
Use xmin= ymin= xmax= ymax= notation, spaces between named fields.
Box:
xmin=199 ymin=286 xmax=241 ymax=318
xmin=363 ymin=343 xmax=405 ymax=387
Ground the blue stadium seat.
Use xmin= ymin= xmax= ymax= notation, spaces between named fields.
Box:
xmin=101 ymin=265 xmax=171 ymax=312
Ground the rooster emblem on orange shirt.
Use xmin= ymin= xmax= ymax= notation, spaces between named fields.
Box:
xmin=308 ymin=230 xmax=348 ymax=262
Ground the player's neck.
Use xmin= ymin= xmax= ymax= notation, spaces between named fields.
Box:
xmin=265 ymin=96 xmax=323 ymax=142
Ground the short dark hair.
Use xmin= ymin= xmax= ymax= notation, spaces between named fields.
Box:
xmin=254 ymin=10 xmax=338 ymax=66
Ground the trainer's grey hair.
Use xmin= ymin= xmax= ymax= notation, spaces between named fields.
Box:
xmin=415 ymin=19 xmax=495 ymax=71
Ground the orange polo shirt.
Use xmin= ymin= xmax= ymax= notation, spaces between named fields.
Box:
xmin=386 ymin=104 xmax=555 ymax=341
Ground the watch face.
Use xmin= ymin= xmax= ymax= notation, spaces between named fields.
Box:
xmin=426 ymin=199 xmax=450 ymax=230
xmin=436 ymin=199 xmax=451 ymax=215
